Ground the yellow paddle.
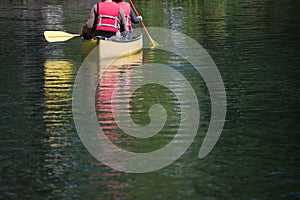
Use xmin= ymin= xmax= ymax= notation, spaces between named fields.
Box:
xmin=44 ymin=31 xmax=81 ymax=42
xmin=129 ymin=0 xmax=159 ymax=48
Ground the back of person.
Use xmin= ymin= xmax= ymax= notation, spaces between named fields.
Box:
xmin=82 ymin=0 xmax=128 ymax=40
xmin=96 ymin=1 xmax=120 ymax=33
xmin=118 ymin=1 xmax=132 ymax=31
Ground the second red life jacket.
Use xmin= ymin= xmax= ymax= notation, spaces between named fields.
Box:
xmin=118 ymin=2 xmax=132 ymax=30
xmin=96 ymin=2 xmax=120 ymax=32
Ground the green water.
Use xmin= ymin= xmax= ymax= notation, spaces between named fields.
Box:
xmin=0 ymin=0 xmax=299 ymax=199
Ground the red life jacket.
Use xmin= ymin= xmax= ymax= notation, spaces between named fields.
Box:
xmin=118 ymin=2 xmax=132 ymax=30
xmin=96 ymin=2 xmax=120 ymax=32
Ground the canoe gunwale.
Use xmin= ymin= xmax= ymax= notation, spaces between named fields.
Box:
xmin=82 ymin=28 xmax=143 ymax=44
xmin=83 ymin=34 xmax=142 ymax=44
xmin=82 ymin=31 xmax=143 ymax=59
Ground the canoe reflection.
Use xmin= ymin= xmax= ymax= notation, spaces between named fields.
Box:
xmin=43 ymin=59 xmax=136 ymax=199
xmin=96 ymin=51 xmax=143 ymax=151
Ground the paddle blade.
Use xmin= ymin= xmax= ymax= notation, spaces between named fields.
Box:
xmin=44 ymin=31 xmax=80 ymax=42
xmin=149 ymin=37 xmax=159 ymax=48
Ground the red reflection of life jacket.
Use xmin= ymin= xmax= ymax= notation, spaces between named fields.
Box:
xmin=118 ymin=2 xmax=132 ymax=30
xmin=96 ymin=2 xmax=120 ymax=32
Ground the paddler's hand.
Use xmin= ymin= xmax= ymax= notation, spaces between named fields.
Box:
xmin=137 ymin=16 xmax=143 ymax=22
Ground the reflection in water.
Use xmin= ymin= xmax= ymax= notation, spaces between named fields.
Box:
xmin=96 ymin=51 xmax=143 ymax=144
xmin=95 ymin=52 xmax=143 ymax=199
xmin=43 ymin=60 xmax=133 ymax=199
xmin=43 ymin=60 xmax=73 ymax=148
xmin=43 ymin=60 xmax=75 ymax=196
xmin=44 ymin=53 xmax=143 ymax=198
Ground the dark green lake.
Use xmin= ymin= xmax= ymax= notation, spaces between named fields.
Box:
xmin=0 ymin=0 xmax=299 ymax=199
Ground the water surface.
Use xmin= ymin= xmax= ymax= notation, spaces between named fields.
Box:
xmin=0 ymin=0 xmax=299 ymax=199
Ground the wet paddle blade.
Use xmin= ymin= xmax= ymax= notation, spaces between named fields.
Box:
xmin=44 ymin=31 xmax=80 ymax=42
xmin=149 ymin=37 xmax=159 ymax=48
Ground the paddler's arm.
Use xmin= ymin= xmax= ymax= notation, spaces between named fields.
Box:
xmin=87 ymin=4 xmax=97 ymax=30
xmin=82 ymin=4 xmax=97 ymax=39
xmin=130 ymin=9 xmax=142 ymax=24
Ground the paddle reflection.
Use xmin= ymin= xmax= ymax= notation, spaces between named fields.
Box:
xmin=43 ymin=60 xmax=74 ymax=148
xmin=42 ymin=60 xmax=76 ymax=196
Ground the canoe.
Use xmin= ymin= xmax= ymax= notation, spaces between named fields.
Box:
xmin=98 ymin=49 xmax=143 ymax=74
xmin=82 ymin=30 xmax=143 ymax=59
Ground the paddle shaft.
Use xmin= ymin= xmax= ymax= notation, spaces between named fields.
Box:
xmin=48 ymin=34 xmax=81 ymax=39
xmin=129 ymin=0 xmax=158 ymax=47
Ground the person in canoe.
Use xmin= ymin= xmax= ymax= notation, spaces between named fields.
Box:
xmin=82 ymin=0 xmax=128 ymax=40
xmin=113 ymin=0 xmax=143 ymax=38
